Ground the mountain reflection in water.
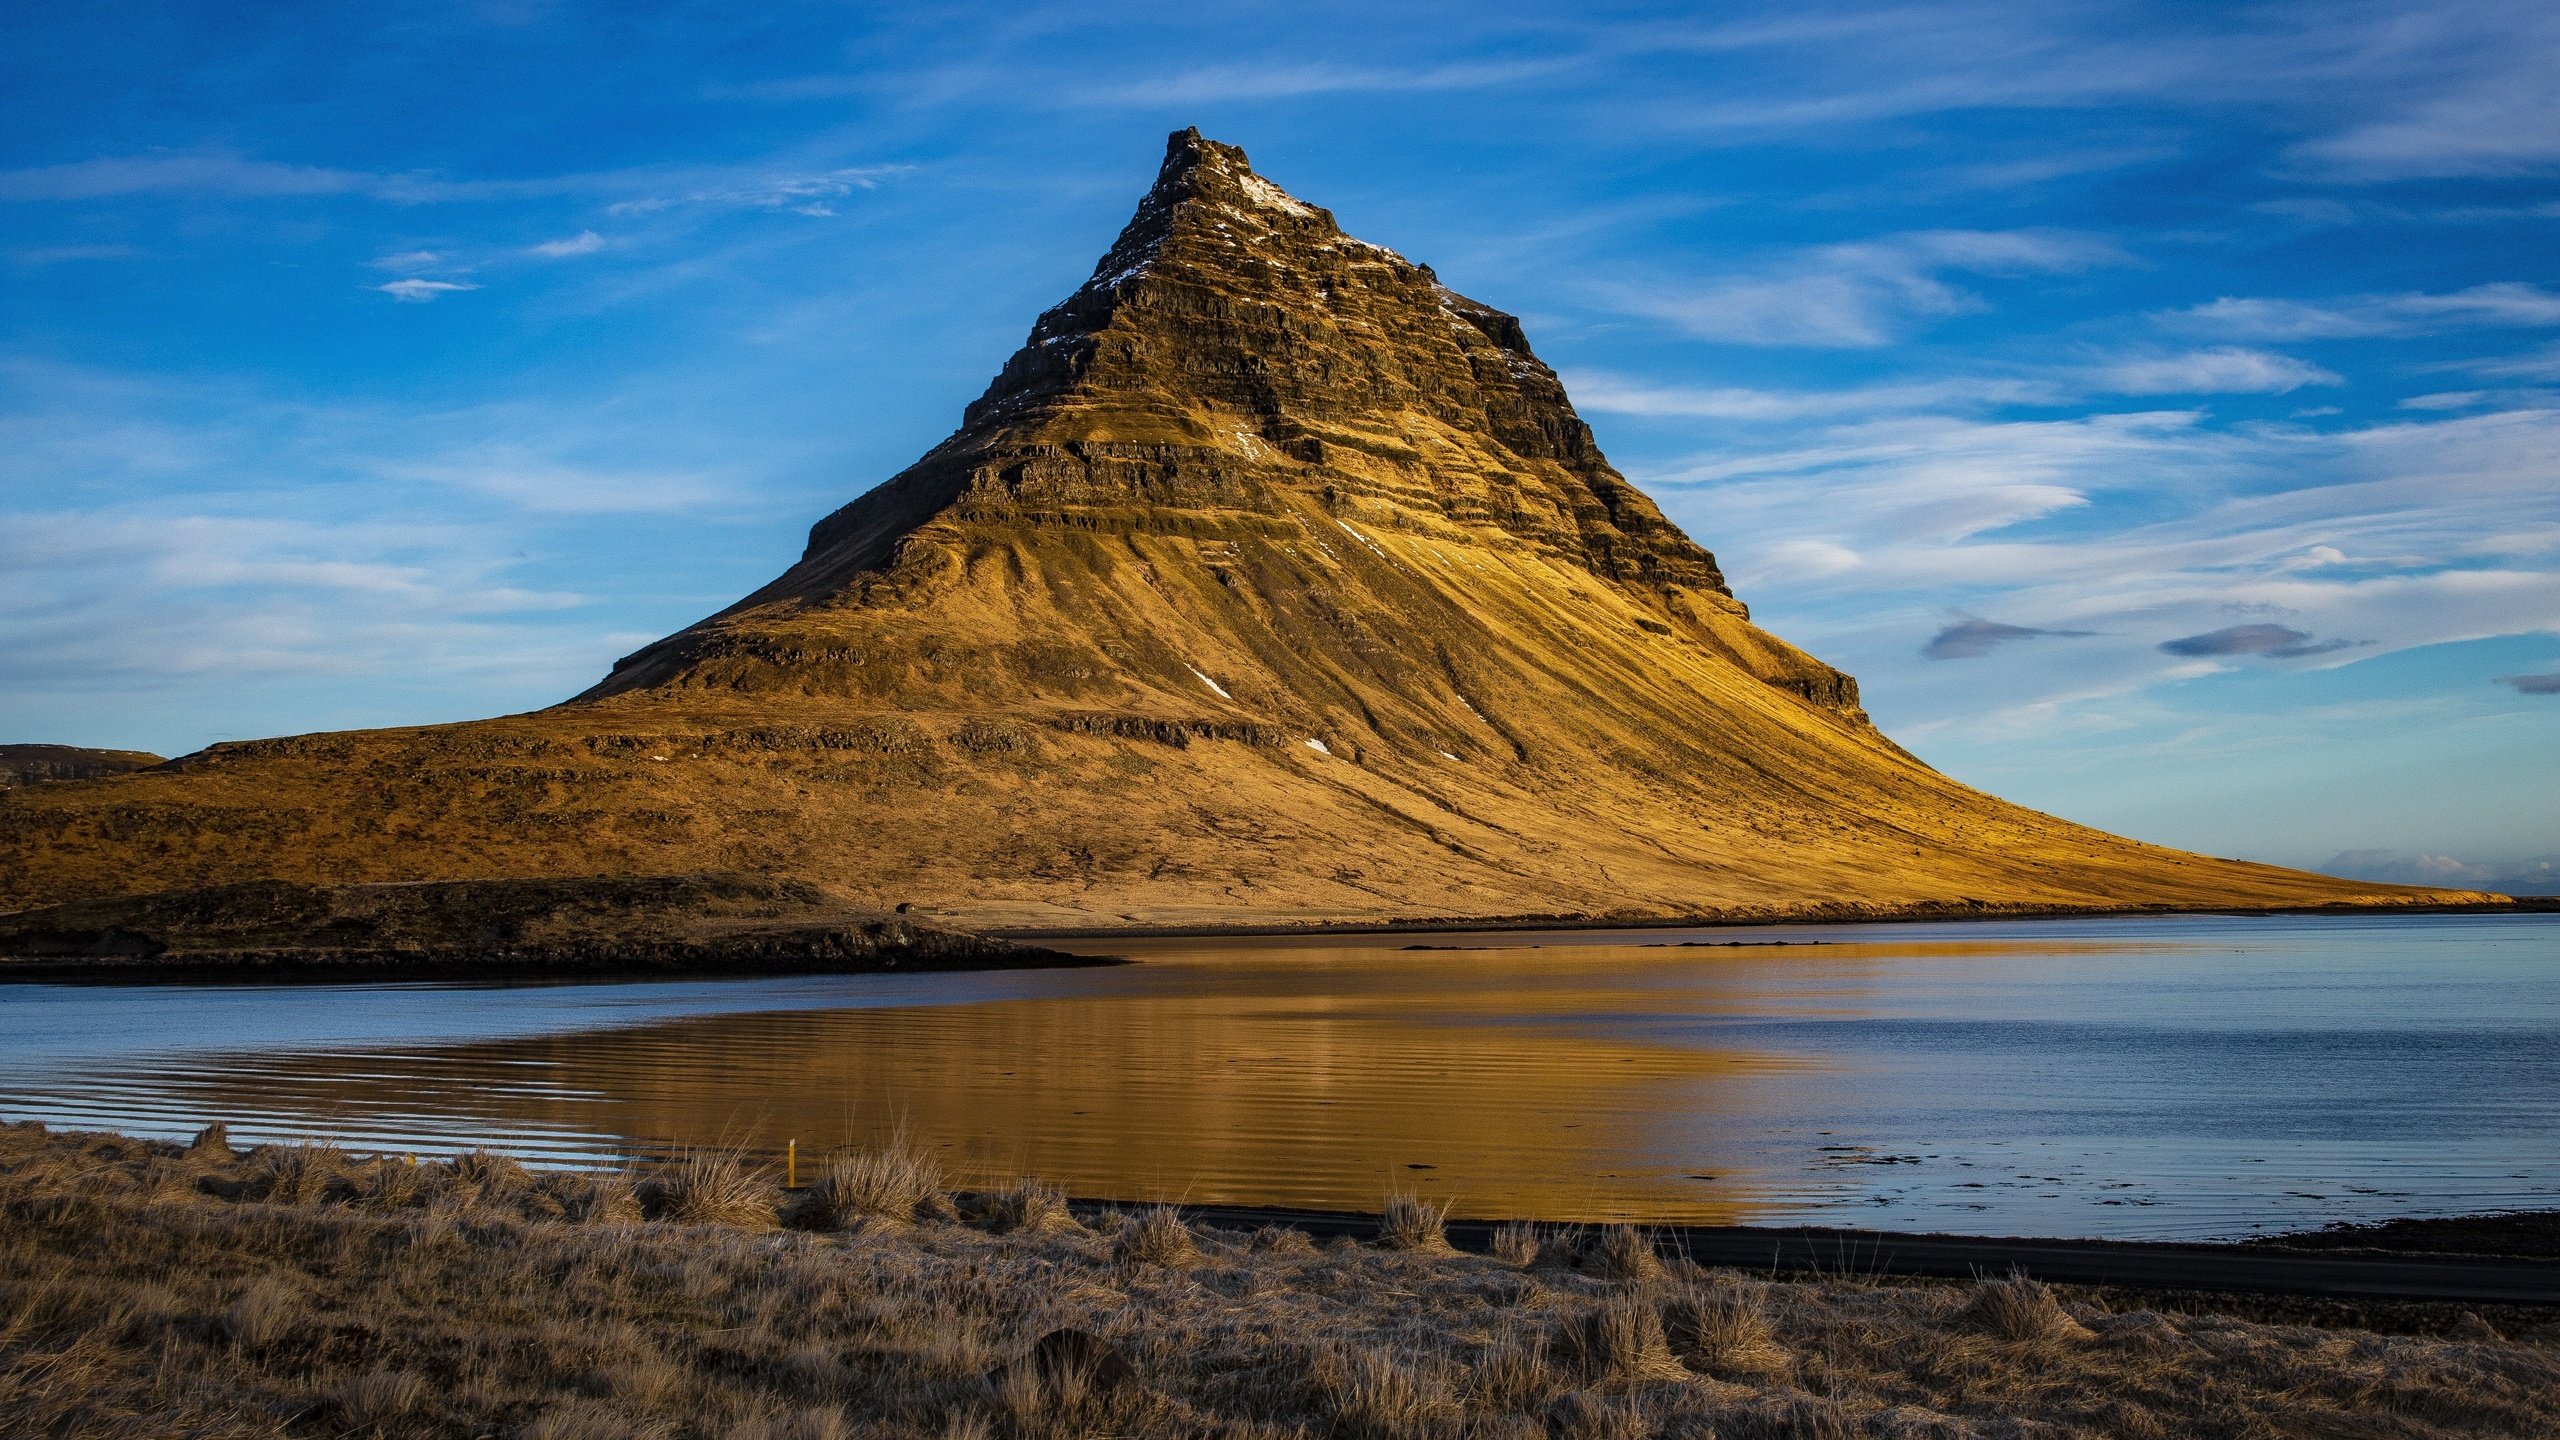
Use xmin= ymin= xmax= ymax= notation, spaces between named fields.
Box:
xmin=3 ymin=914 xmax=2554 ymax=1238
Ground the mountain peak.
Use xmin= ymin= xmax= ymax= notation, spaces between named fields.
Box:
xmin=686 ymin=125 xmax=1739 ymax=659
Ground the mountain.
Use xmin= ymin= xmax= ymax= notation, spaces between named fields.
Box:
xmin=0 ymin=131 xmax=2492 ymax=928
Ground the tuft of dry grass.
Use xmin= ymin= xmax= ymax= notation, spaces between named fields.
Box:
xmin=1320 ymin=1346 xmax=1460 ymax=1440
xmin=1469 ymin=1327 xmax=1560 ymax=1410
xmin=1112 ymin=1205 xmax=1200 ymax=1268
xmin=971 ymin=1177 xmax=1081 ymax=1236
xmin=3 ymin=1121 xmax=2557 ymax=1440
xmin=784 ymin=1135 xmax=947 ymax=1230
xmin=332 ymin=1365 xmax=431 ymax=1428
xmin=637 ymin=1147 xmax=778 ymax=1230
xmin=1551 ymin=1224 xmax=1663 ymax=1284
xmin=1960 ymin=1270 xmax=2097 ymax=1344
xmin=1377 ymin=1189 xmax=1454 ymax=1252
xmin=1250 ymin=1223 xmax=1317 ymax=1255
xmin=184 ymin=1122 xmax=232 ymax=1163
xmin=1663 ymin=1282 xmax=1791 ymax=1377
xmin=1490 ymin=1219 xmax=1542 ymax=1266
xmin=450 ymin=1146 xmax=534 ymax=1197
xmin=1558 ymin=1290 xmax=1688 ymax=1384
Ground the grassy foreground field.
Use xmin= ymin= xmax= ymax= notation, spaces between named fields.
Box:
xmin=3 ymin=1124 xmax=2555 ymax=1439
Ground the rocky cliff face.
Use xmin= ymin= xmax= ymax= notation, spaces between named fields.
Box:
xmin=0 ymin=131 xmax=2490 ymax=925
xmin=0 ymin=745 xmax=163 ymax=789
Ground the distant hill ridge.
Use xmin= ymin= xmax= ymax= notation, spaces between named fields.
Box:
xmin=0 ymin=130 xmax=2494 ymax=927
xmin=0 ymin=745 xmax=162 ymax=790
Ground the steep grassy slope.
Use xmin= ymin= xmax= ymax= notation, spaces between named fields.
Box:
xmin=0 ymin=131 xmax=2486 ymax=926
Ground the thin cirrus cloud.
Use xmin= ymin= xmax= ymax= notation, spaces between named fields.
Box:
xmin=2463 ymin=344 xmax=2560 ymax=381
xmin=1078 ymin=57 xmax=1576 ymax=105
xmin=1569 ymin=347 xmax=2339 ymax=422
xmin=0 ymin=148 xmax=911 ymax=221
xmin=374 ymin=278 xmax=476 ymax=302
xmin=1923 ymin=616 xmax=2095 ymax=660
xmin=1595 ymin=229 xmax=2126 ymax=347
xmin=1626 ymin=0 xmax=2560 ymax=182
xmin=2162 ymin=284 xmax=2560 ymax=340
xmin=2094 ymin=347 xmax=2342 ymax=396
xmin=601 ymin=166 xmax=904 ymax=218
xmin=1562 ymin=371 xmax=2065 ymax=421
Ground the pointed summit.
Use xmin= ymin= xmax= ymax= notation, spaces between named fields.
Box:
xmin=0 ymin=132 xmax=2479 ymax=929
xmin=602 ymin=129 xmax=1738 ymax=693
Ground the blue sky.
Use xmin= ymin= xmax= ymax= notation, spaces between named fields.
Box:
xmin=3 ymin=0 xmax=2555 ymax=887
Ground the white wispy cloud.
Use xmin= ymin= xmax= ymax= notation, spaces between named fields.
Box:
xmin=528 ymin=230 xmax=605 ymax=257
xmin=1596 ymin=229 xmax=2126 ymax=347
xmin=375 ymin=278 xmax=477 ymax=302
xmin=2093 ymin=347 xmax=2343 ymax=395
xmin=0 ymin=149 xmax=913 ymax=218
xmin=1077 ymin=57 xmax=1575 ymax=105
xmin=374 ymin=446 xmax=727 ymax=515
xmin=1566 ymin=345 xmax=2338 ymax=421
xmin=2163 ymin=284 xmax=2560 ymax=340
xmin=602 ymin=165 xmax=906 ymax=217
xmin=1625 ymin=0 xmax=2560 ymax=181
xmin=2462 ymin=343 xmax=2560 ymax=381
xmin=1564 ymin=371 xmax=2065 ymax=420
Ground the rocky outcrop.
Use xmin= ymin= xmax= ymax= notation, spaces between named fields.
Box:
xmin=0 ymin=130 xmax=2496 ymax=930
xmin=0 ymin=745 xmax=163 ymax=789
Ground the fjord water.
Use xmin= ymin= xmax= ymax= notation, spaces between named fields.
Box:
xmin=2 ymin=913 xmax=2552 ymax=1240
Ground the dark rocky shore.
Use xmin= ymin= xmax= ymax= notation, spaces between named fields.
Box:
xmin=0 ymin=874 xmax=1102 ymax=983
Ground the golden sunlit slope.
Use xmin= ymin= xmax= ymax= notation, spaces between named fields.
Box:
xmin=0 ymin=131 xmax=2492 ymax=927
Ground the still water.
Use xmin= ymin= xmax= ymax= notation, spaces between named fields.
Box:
xmin=2 ymin=913 xmax=2553 ymax=1240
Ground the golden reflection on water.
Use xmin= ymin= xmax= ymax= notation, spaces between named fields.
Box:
xmin=155 ymin=933 xmax=2183 ymax=1221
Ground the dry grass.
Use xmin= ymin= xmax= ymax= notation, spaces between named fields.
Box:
xmin=636 ymin=1147 xmax=778 ymax=1229
xmin=2 ymin=1121 xmax=2556 ymax=1439
xmin=784 ymin=1137 xmax=947 ymax=1230
xmin=1959 ymin=1269 xmax=2097 ymax=1344
xmin=1112 ymin=1205 xmax=1201 ymax=1268
xmin=1377 ymin=1190 xmax=1454 ymax=1252
xmin=1663 ymin=1281 xmax=1793 ymax=1378
xmin=967 ymin=1178 xmax=1080 ymax=1237
xmin=1489 ymin=1219 xmax=1542 ymax=1266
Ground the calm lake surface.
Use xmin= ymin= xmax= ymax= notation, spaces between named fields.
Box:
xmin=2 ymin=912 xmax=2554 ymax=1240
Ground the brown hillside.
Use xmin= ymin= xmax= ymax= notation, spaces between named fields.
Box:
xmin=0 ymin=130 xmax=2490 ymax=927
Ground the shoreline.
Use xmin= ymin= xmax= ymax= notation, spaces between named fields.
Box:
xmin=990 ymin=894 xmax=2558 ymax=942
xmin=0 ymin=942 xmax=1117 ymax=987
xmin=1092 ymin=1200 xmax=2560 ymax=1308
xmin=11 ymin=895 xmax=2546 ymax=985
